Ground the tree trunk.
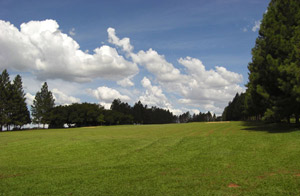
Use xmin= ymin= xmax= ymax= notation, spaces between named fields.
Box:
xmin=287 ymin=116 xmax=290 ymax=124
xmin=296 ymin=114 xmax=299 ymax=124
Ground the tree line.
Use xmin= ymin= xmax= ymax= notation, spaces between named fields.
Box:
xmin=48 ymin=100 xmax=178 ymax=128
xmin=28 ymin=80 xmax=179 ymax=128
xmin=48 ymin=100 xmax=219 ymax=128
xmin=178 ymin=111 xmax=220 ymax=123
xmin=223 ymin=0 xmax=300 ymax=124
xmin=1 ymin=69 xmax=219 ymax=130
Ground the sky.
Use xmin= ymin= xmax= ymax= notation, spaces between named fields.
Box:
xmin=0 ymin=0 xmax=270 ymax=116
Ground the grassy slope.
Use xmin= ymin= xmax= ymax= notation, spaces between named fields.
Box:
xmin=0 ymin=122 xmax=300 ymax=196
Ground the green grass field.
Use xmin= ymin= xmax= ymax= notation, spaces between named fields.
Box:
xmin=1 ymin=122 xmax=300 ymax=195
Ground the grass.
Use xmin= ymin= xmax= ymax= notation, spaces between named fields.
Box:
xmin=1 ymin=121 xmax=300 ymax=195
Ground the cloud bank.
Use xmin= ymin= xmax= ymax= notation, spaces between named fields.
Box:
xmin=108 ymin=28 xmax=244 ymax=114
xmin=0 ymin=19 xmax=244 ymax=115
xmin=0 ymin=20 xmax=138 ymax=82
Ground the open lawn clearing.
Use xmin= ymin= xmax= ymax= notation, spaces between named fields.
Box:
xmin=1 ymin=122 xmax=300 ymax=195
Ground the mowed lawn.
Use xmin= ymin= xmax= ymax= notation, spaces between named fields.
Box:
xmin=1 ymin=122 xmax=300 ymax=196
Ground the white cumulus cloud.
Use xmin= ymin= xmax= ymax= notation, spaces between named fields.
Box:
xmin=0 ymin=20 xmax=138 ymax=83
xmin=139 ymin=77 xmax=181 ymax=114
xmin=1 ymin=21 xmax=246 ymax=116
xmin=108 ymin=27 xmax=183 ymax=83
xmin=25 ymin=93 xmax=35 ymax=106
xmin=132 ymin=49 xmax=183 ymax=83
xmin=87 ymin=86 xmax=131 ymax=109
xmin=117 ymin=77 xmax=134 ymax=87
xmin=107 ymin=27 xmax=133 ymax=53
xmin=252 ymin=20 xmax=261 ymax=32
xmin=178 ymin=57 xmax=244 ymax=108
xmin=52 ymin=88 xmax=80 ymax=105
xmin=139 ymin=77 xmax=171 ymax=108
xmin=107 ymin=29 xmax=245 ymax=115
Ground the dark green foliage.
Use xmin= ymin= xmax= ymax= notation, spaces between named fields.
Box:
xmin=104 ymin=110 xmax=133 ymax=125
xmin=178 ymin=112 xmax=191 ymax=123
xmin=10 ymin=75 xmax=31 ymax=129
xmin=48 ymin=100 xmax=176 ymax=128
xmin=132 ymin=101 xmax=145 ymax=124
xmin=48 ymin=105 xmax=68 ymax=128
xmin=31 ymin=82 xmax=55 ymax=128
xmin=67 ymin=103 xmax=104 ymax=127
xmin=213 ymin=113 xmax=217 ymax=121
xmin=0 ymin=70 xmax=11 ymax=131
xmin=108 ymin=99 xmax=134 ymax=125
xmin=110 ymin=99 xmax=132 ymax=115
xmin=55 ymin=103 xmax=104 ymax=128
xmin=49 ymin=103 xmax=105 ymax=128
xmin=144 ymin=106 xmax=175 ymax=124
xmin=246 ymin=0 xmax=300 ymax=123
xmin=223 ymin=0 xmax=300 ymax=123
xmin=179 ymin=111 xmax=217 ymax=123
xmin=0 ymin=70 xmax=30 ymax=131
xmin=222 ymin=93 xmax=246 ymax=121
xmin=110 ymin=99 xmax=176 ymax=125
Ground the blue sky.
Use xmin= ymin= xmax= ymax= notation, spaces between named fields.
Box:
xmin=0 ymin=0 xmax=270 ymax=115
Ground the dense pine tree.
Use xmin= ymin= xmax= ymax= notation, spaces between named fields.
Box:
xmin=222 ymin=93 xmax=246 ymax=121
xmin=10 ymin=75 xmax=31 ymax=129
xmin=247 ymin=0 xmax=300 ymax=123
xmin=0 ymin=70 xmax=11 ymax=130
xmin=31 ymin=82 xmax=55 ymax=128
xmin=132 ymin=101 xmax=144 ymax=124
xmin=0 ymin=70 xmax=31 ymax=130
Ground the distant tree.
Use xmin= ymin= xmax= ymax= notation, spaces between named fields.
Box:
xmin=49 ymin=105 xmax=67 ymax=128
xmin=110 ymin=99 xmax=135 ymax=124
xmin=31 ymin=82 xmax=55 ymax=128
xmin=0 ymin=70 xmax=11 ymax=131
xmin=216 ymin=116 xmax=223 ymax=121
xmin=111 ymin=99 xmax=132 ymax=115
xmin=10 ymin=75 xmax=31 ymax=129
xmin=188 ymin=111 xmax=217 ymax=123
xmin=144 ymin=106 xmax=175 ymax=124
xmin=65 ymin=103 xmax=104 ymax=127
xmin=110 ymin=99 xmax=122 ymax=111
xmin=67 ymin=103 xmax=82 ymax=127
xmin=110 ymin=100 xmax=175 ymax=125
xmin=213 ymin=114 xmax=217 ymax=121
xmin=104 ymin=110 xmax=125 ymax=125
xmin=205 ymin=111 xmax=213 ymax=122
xmin=98 ymin=113 xmax=105 ymax=125
xmin=85 ymin=103 xmax=105 ymax=126
xmin=132 ymin=101 xmax=144 ymax=124
xmin=0 ymin=71 xmax=31 ymax=130
xmin=179 ymin=112 xmax=191 ymax=123
xmin=222 ymin=93 xmax=246 ymax=121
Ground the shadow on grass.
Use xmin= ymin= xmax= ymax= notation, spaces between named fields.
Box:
xmin=241 ymin=121 xmax=300 ymax=134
